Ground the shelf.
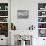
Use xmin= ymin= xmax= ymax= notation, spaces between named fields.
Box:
xmin=38 ymin=3 xmax=46 ymax=37
xmin=38 ymin=28 xmax=46 ymax=29
xmin=0 ymin=10 xmax=8 ymax=11
xmin=0 ymin=22 xmax=8 ymax=23
xmin=38 ymin=10 xmax=46 ymax=11
xmin=38 ymin=15 xmax=46 ymax=17
xmin=0 ymin=3 xmax=8 ymax=37
xmin=0 ymin=16 xmax=8 ymax=17
xmin=38 ymin=22 xmax=46 ymax=23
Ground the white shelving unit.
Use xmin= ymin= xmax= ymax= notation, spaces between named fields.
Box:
xmin=38 ymin=3 xmax=46 ymax=37
xmin=0 ymin=3 xmax=8 ymax=36
xmin=0 ymin=2 xmax=9 ymax=45
xmin=0 ymin=3 xmax=8 ymax=22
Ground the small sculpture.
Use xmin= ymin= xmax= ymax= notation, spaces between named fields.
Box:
xmin=29 ymin=25 xmax=35 ymax=30
xmin=11 ymin=23 xmax=16 ymax=30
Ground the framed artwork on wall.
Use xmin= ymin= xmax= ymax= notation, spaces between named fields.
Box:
xmin=17 ymin=10 xmax=29 ymax=19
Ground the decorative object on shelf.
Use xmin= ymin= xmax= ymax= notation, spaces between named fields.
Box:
xmin=45 ymin=6 xmax=46 ymax=9
xmin=38 ymin=23 xmax=46 ymax=28
xmin=42 ymin=12 xmax=45 ymax=15
xmin=0 ymin=17 xmax=8 ymax=22
xmin=38 ymin=17 xmax=43 ymax=22
xmin=11 ymin=23 xmax=16 ymax=30
xmin=0 ymin=23 xmax=8 ymax=37
xmin=0 ymin=11 xmax=8 ymax=16
xmin=40 ymin=8 xmax=44 ymax=10
xmin=5 ymin=6 xmax=8 ymax=10
xmin=0 ymin=3 xmax=8 ymax=10
xmin=0 ymin=23 xmax=8 ymax=30
xmin=39 ymin=29 xmax=46 ymax=37
xmin=0 ymin=3 xmax=8 ymax=37
xmin=38 ymin=11 xmax=46 ymax=16
xmin=17 ymin=10 xmax=29 ymax=19
xmin=38 ymin=3 xmax=46 ymax=10
xmin=0 ymin=6 xmax=1 ymax=10
xmin=29 ymin=25 xmax=35 ymax=30
xmin=38 ymin=17 xmax=46 ymax=22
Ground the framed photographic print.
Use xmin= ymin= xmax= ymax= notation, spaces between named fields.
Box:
xmin=17 ymin=10 xmax=29 ymax=19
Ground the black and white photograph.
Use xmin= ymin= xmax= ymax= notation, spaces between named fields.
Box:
xmin=17 ymin=10 xmax=29 ymax=19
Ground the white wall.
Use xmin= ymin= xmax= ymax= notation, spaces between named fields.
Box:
xmin=11 ymin=0 xmax=38 ymax=30
xmin=11 ymin=0 xmax=46 ymax=46
xmin=11 ymin=0 xmax=46 ymax=30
